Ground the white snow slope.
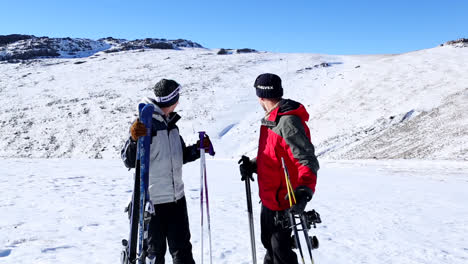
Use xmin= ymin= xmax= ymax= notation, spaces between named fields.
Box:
xmin=0 ymin=45 xmax=467 ymax=160
xmin=1 ymin=159 xmax=467 ymax=264
xmin=1 ymin=44 xmax=467 ymax=264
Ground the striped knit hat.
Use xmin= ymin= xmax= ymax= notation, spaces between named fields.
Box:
xmin=152 ymin=79 xmax=181 ymax=107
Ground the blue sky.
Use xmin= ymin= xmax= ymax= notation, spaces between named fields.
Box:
xmin=1 ymin=0 xmax=467 ymax=54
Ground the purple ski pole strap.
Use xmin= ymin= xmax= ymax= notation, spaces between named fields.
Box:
xmin=198 ymin=131 xmax=215 ymax=156
xmin=208 ymin=143 xmax=215 ymax=156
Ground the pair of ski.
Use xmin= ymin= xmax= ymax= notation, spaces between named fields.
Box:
xmin=243 ymin=157 xmax=321 ymax=264
xmin=121 ymin=103 xmax=215 ymax=264
xmin=121 ymin=103 xmax=154 ymax=264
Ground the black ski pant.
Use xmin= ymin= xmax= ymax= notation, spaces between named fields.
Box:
xmin=261 ymin=205 xmax=298 ymax=264
xmin=147 ymin=196 xmax=195 ymax=264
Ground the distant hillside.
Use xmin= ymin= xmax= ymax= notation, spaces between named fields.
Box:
xmin=0 ymin=40 xmax=467 ymax=160
xmin=0 ymin=34 xmax=203 ymax=62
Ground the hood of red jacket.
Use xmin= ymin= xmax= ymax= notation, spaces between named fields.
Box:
xmin=270 ymin=99 xmax=309 ymax=122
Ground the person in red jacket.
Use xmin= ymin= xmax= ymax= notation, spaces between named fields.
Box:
xmin=239 ymin=73 xmax=319 ymax=264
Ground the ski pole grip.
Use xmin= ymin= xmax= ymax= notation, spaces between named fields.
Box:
xmin=241 ymin=155 xmax=250 ymax=165
xmin=198 ymin=131 xmax=205 ymax=149
xmin=198 ymin=131 xmax=215 ymax=156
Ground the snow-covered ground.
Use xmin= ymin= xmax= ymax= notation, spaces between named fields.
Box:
xmin=0 ymin=45 xmax=467 ymax=160
xmin=1 ymin=159 xmax=467 ymax=264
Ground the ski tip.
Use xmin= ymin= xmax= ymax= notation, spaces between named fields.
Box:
xmin=142 ymin=104 xmax=155 ymax=115
xmin=138 ymin=103 xmax=146 ymax=116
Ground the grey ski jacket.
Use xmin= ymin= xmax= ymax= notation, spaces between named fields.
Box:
xmin=121 ymin=100 xmax=200 ymax=204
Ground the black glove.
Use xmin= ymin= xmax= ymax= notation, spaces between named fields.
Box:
xmin=238 ymin=155 xmax=256 ymax=181
xmin=290 ymin=186 xmax=313 ymax=214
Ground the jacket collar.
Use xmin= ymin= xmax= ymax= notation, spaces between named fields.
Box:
xmin=260 ymin=99 xmax=309 ymax=127
xmin=139 ymin=97 xmax=181 ymax=126
xmin=166 ymin=112 xmax=181 ymax=126
xmin=261 ymin=106 xmax=280 ymax=128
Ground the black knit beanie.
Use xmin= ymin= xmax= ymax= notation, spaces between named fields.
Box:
xmin=152 ymin=79 xmax=181 ymax=107
xmin=254 ymin=73 xmax=283 ymax=99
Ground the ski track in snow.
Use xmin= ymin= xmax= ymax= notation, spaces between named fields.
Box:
xmin=0 ymin=159 xmax=467 ymax=264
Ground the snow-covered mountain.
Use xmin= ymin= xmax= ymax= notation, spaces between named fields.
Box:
xmin=0 ymin=35 xmax=203 ymax=61
xmin=0 ymin=38 xmax=467 ymax=160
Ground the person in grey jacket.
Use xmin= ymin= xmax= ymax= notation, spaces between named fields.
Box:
xmin=121 ymin=79 xmax=213 ymax=264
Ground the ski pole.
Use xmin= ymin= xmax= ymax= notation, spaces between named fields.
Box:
xmin=281 ymin=157 xmax=296 ymax=206
xmin=199 ymin=132 xmax=215 ymax=264
xmin=240 ymin=156 xmax=257 ymax=264
xmin=204 ymin=163 xmax=213 ymax=264
xmin=300 ymin=214 xmax=315 ymax=264
xmin=289 ymin=213 xmax=305 ymax=264
xmin=200 ymin=145 xmax=204 ymax=264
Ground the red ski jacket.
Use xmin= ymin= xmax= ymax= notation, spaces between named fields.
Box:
xmin=256 ymin=99 xmax=319 ymax=211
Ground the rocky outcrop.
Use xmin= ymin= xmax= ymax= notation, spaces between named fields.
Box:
xmin=217 ymin=48 xmax=229 ymax=55
xmin=216 ymin=48 xmax=257 ymax=55
xmin=441 ymin=38 xmax=468 ymax=48
xmin=97 ymin=37 xmax=126 ymax=46
xmin=0 ymin=34 xmax=35 ymax=46
xmin=103 ymin=38 xmax=203 ymax=53
xmin=0 ymin=36 xmax=110 ymax=61
xmin=236 ymin=48 xmax=257 ymax=54
xmin=0 ymin=35 xmax=204 ymax=61
xmin=296 ymin=62 xmax=332 ymax=73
